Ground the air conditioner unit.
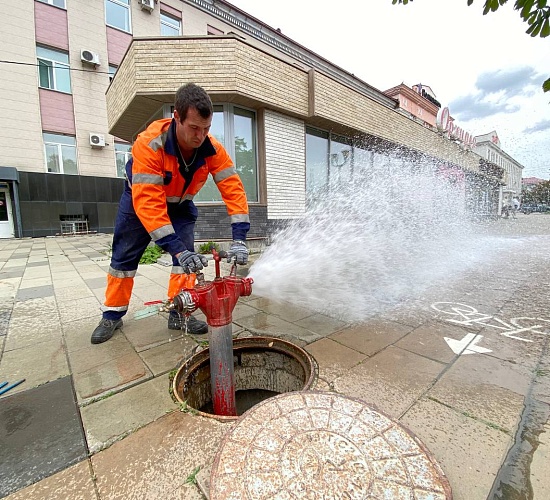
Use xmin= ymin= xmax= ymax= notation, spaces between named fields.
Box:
xmin=90 ymin=133 xmax=106 ymax=148
xmin=81 ymin=49 xmax=100 ymax=66
xmin=139 ymin=0 xmax=155 ymax=12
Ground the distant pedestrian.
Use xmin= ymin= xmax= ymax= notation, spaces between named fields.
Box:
xmin=511 ymin=197 xmax=520 ymax=219
xmin=502 ymin=202 xmax=510 ymax=219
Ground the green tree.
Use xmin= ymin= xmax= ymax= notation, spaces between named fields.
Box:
xmin=392 ymin=0 xmax=550 ymax=92
xmin=523 ymin=179 xmax=550 ymax=204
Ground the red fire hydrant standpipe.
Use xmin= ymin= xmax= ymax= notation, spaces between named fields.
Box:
xmin=168 ymin=249 xmax=253 ymax=416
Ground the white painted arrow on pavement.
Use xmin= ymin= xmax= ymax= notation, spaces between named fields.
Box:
xmin=444 ymin=333 xmax=492 ymax=355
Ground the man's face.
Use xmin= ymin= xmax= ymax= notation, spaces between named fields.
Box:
xmin=174 ymin=107 xmax=212 ymax=152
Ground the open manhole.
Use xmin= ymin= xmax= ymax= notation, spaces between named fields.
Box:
xmin=172 ymin=336 xmax=317 ymax=421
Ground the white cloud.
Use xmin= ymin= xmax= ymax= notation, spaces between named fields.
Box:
xmin=228 ymin=0 xmax=550 ymax=178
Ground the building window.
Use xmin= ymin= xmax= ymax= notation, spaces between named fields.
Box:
xmin=105 ymin=0 xmax=131 ymax=33
xmin=115 ymin=143 xmax=132 ymax=177
xmin=194 ymin=105 xmax=258 ymax=203
xmin=161 ymin=12 xmax=181 ymax=36
xmin=43 ymin=133 xmax=78 ymax=175
xmin=37 ymin=46 xmax=71 ymax=93
xmin=36 ymin=0 xmax=66 ymax=7
xmin=108 ymin=65 xmax=117 ymax=82
xmin=207 ymin=24 xmax=224 ymax=35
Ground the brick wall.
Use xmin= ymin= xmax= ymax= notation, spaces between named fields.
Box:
xmin=264 ymin=110 xmax=306 ymax=219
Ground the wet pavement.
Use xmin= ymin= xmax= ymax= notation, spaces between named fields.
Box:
xmin=0 ymin=213 xmax=549 ymax=499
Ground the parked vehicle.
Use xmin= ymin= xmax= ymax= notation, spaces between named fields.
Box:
xmin=521 ymin=204 xmax=549 ymax=214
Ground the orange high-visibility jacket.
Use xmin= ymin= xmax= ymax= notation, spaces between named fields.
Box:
xmin=127 ymin=118 xmax=250 ymax=256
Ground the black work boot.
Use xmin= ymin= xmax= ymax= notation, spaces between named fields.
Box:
xmin=168 ymin=313 xmax=208 ymax=334
xmin=91 ymin=318 xmax=123 ymax=344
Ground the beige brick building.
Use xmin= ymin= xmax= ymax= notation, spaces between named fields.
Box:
xmin=0 ymin=0 xmax=502 ymax=239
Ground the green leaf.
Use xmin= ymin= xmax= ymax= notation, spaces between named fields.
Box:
xmin=543 ymin=78 xmax=550 ymax=92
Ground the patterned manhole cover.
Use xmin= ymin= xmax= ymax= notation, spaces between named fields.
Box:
xmin=210 ymin=391 xmax=452 ymax=499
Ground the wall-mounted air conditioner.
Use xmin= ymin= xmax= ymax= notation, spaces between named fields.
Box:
xmin=90 ymin=133 xmax=106 ymax=148
xmin=139 ymin=0 xmax=155 ymax=12
xmin=81 ymin=49 xmax=100 ymax=66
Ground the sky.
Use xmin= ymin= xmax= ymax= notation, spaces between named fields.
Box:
xmin=227 ymin=0 xmax=550 ymax=179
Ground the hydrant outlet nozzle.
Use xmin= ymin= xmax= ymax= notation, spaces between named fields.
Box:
xmin=171 ymin=289 xmax=199 ymax=315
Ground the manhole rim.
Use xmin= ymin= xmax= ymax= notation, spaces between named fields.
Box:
xmin=172 ymin=336 xmax=318 ymax=421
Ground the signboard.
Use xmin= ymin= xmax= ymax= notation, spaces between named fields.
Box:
xmin=436 ymin=107 xmax=476 ymax=148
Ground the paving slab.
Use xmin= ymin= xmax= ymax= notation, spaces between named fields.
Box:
xmin=90 ymin=409 xmax=232 ymax=499
xmin=72 ymin=349 xmax=152 ymax=402
xmin=427 ymin=353 xmax=532 ymax=432
xmin=530 ymin=418 xmax=550 ymax=499
xmin=305 ymin=337 xmax=367 ymax=383
xmin=15 ymin=285 xmax=54 ymax=301
xmin=0 ymin=377 xmax=87 ymax=498
xmin=330 ymin=320 xmax=414 ymax=356
xmin=333 ymin=346 xmax=445 ymax=419
xmin=80 ymin=374 xmax=176 ymax=453
xmin=394 ymin=321 xmax=465 ymax=364
xmin=293 ymin=312 xmax=348 ymax=337
xmin=400 ymin=397 xmax=512 ymax=500
xmin=235 ymin=311 xmax=322 ymax=344
xmin=138 ymin=335 xmax=199 ymax=376
xmin=246 ymin=296 xmax=315 ymax=322
xmin=0 ymin=339 xmax=69 ymax=394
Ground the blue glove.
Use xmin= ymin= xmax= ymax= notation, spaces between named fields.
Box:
xmin=177 ymin=250 xmax=208 ymax=274
xmin=227 ymin=240 xmax=249 ymax=265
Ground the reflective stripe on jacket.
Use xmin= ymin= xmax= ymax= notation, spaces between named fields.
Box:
xmin=127 ymin=118 xmax=250 ymax=255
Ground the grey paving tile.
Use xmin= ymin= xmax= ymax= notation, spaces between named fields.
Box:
xmin=235 ymin=311 xmax=322 ymax=344
xmin=395 ymin=321 xmax=465 ymax=364
xmin=57 ymin=296 xmax=101 ymax=323
xmin=90 ymin=409 xmax=230 ymax=497
xmin=72 ymin=350 xmax=152 ymax=401
xmin=62 ymin=316 xmax=101 ymax=353
xmin=4 ymin=461 xmax=96 ymax=500
xmin=400 ymin=397 xmax=512 ymax=500
xmin=81 ymin=375 xmax=177 ymax=453
xmin=15 ymin=285 xmax=54 ymax=301
xmin=330 ymin=320 xmax=415 ymax=356
xmin=138 ymin=336 xmax=198 ymax=376
xmin=0 ymin=267 xmax=25 ymax=279
xmin=68 ymin=334 xmax=137 ymax=374
xmin=333 ymin=346 xmax=445 ymax=419
xmin=427 ymin=353 xmax=532 ymax=432
xmin=26 ymin=261 xmax=49 ymax=268
xmin=83 ymin=276 xmax=107 ymax=289
xmin=0 ymin=377 xmax=87 ymax=498
xmin=305 ymin=337 xmax=368 ymax=383
xmin=247 ymin=297 xmax=314 ymax=322
xmin=294 ymin=312 xmax=348 ymax=337
xmin=123 ymin=314 xmax=188 ymax=352
xmin=0 ymin=339 xmax=69 ymax=394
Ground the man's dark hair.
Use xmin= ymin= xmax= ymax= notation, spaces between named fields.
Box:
xmin=174 ymin=83 xmax=213 ymax=122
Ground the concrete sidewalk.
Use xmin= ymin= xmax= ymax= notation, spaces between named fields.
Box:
xmin=1 ymin=215 xmax=549 ymax=499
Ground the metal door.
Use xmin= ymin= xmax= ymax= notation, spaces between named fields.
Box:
xmin=0 ymin=188 xmax=15 ymax=238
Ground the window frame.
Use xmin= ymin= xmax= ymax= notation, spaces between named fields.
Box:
xmin=43 ymin=133 xmax=78 ymax=175
xmin=115 ymin=143 xmax=132 ymax=178
xmin=36 ymin=45 xmax=71 ymax=94
xmin=105 ymin=0 xmax=132 ymax=33
xmin=160 ymin=12 xmax=181 ymax=36
xmin=36 ymin=0 xmax=66 ymax=8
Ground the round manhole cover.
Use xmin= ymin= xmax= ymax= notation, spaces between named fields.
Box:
xmin=210 ymin=391 xmax=452 ymax=499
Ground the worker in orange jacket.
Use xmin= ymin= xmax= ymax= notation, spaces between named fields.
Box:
xmin=91 ymin=83 xmax=250 ymax=344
